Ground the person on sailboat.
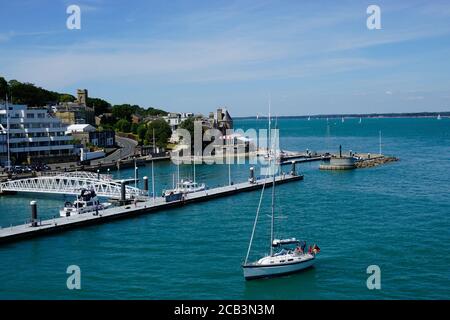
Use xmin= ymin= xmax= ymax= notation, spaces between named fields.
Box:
xmin=312 ymin=244 xmax=321 ymax=255
xmin=301 ymin=241 xmax=306 ymax=252
xmin=295 ymin=246 xmax=303 ymax=254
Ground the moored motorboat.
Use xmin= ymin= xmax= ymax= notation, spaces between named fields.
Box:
xmin=163 ymin=179 xmax=206 ymax=202
xmin=60 ymin=188 xmax=112 ymax=217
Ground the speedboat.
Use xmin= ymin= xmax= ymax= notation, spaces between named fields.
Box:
xmin=60 ymin=188 xmax=112 ymax=217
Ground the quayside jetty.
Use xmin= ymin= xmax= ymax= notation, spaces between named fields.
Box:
xmin=0 ymin=172 xmax=303 ymax=244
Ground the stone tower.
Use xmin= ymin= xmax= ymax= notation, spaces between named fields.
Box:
xmin=77 ymin=89 xmax=88 ymax=105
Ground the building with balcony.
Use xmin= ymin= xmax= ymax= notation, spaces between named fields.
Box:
xmin=0 ymin=103 xmax=75 ymax=165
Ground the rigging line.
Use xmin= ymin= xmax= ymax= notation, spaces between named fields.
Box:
xmin=244 ymin=171 xmax=269 ymax=265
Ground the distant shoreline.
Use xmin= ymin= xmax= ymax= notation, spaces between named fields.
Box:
xmin=236 ymin=112 xmax=449 ymax=120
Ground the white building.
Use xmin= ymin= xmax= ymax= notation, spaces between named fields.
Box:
xmin=163 ymin=112 xmax=194 ymax=143
xmin=0 ymin=103 xmax=74 ymax=165
xmin=65 ymin=124 xmax=96 ymax=134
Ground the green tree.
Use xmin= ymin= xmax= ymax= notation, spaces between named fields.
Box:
xmin=131 ymin=123 xmax=139 ymax=134
xmin=179 ymin=117 xmax=195 ymax=137
xmin=0 ymin=76 xmax=8 ymax=100
xmin=59 ymin=94 xmax=76 ymax=103
xmin=137 ymin=124 xmax=147 ymax=145
xmin=143 ymin=106 xmax=168 ymax=117
xmin=179 ymin=117 xmax=195 ymax=148
xmin=146 ymin=119 xmax=171 ymax=148
xmin=8 ymin=79 xmax=59 ymax=106
xmin=100 ymin=123 xmax=114 ymax=131
xmin=87 ymin=97 xmax=111 ymax=116
xmin=112 ymin=104 xmax=135 ymax=121
xmin=115 ymin=119 xmax=131 ymax=133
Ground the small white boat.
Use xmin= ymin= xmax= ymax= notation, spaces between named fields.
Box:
xmin=164 ymin=179 xmax=206 ymax=202
xmin=359 ymin=117 xmax=362 ymax=124
xmin=172 ymin=179 xmax=205 ymax=193
xmin=60 ymin=189 xmax=111 ymax=217
xmin=437 ymin=114 xmax=441 ymax=120
xmin=341 ymin=117 xmax=345 ymax=123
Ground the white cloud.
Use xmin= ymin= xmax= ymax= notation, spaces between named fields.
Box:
xmin=2 ymin=1 xmax=450 ymax=94
xmin=405 ymin=96 xmax=424 ymax=100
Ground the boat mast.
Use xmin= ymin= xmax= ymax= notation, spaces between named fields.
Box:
xmin=177 ymin=155 xmax=180 ymax=185
xmin=152 ymin=128 xmax=155 ymax=203
xmin=228 ymin=140 xmax=231 ymax=186
xmin=193 ymin=149 xmax=196 ymax=184
xmin=5 ymin=94 xmax=11 ymax=170
xmin=268 ymin=94 xmax=271 ymax=157
xmin=269 ymin=116 xmax=276 ymax=256
xmin=134 ymin=157 xmax=137 ymax=188
xmin=244 ymin=97 xmax=273 ymax=264
xmin=379 ymin=130 xmax=382 ymax=156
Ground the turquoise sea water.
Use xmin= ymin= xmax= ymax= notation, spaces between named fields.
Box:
xmin=0 ymin=117 xmax=449 ymax=299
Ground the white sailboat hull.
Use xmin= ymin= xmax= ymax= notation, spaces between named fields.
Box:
xmin=243 ymin=255 xmax=315 ymax=280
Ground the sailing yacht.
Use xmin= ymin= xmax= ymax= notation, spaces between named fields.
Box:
xmin=341 ymin=117 xmax=345 ymax=123
xmin=437 ymin=114 xmax=442 ymax=120
xmin=242 ymin=124 xmax=319 ymax=280
xmin=164 ymin=157 xmax=206 ymax=202
xmin=359 ymin=117 xmax=362 ymax=124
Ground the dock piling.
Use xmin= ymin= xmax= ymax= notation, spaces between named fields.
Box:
xmin=120 ymin=180 xmax=126 ymax=202
xmin=249 ymin=167 xmax=255 ymax=184
xmin=30 ymin=201 xmax=37 ymax=227
xmin=143 ymin=176 xmax=148 ymax=192
xmin=291 ymin=161 xmax=297 ymax=176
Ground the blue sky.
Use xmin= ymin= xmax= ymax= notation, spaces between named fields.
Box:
xmin=1 ymin=0 xmax=450 ymax=116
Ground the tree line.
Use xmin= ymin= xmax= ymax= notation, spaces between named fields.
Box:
xmin=1 ymin=75 xmax=173 ymax=147
xmin=0 ymin=76 xmax=168 ymax=118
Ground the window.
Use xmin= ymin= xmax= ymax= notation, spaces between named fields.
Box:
xmin=27 ymin=113 xmax=35 ymax=119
